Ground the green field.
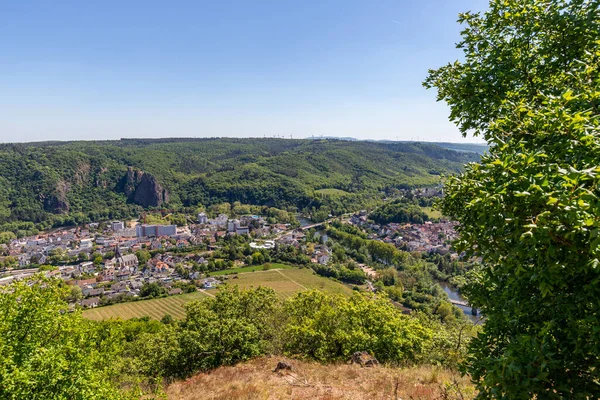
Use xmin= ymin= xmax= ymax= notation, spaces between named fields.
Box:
xmin=83 ymin=290 xmax=211 ymax=321
xmin=210 ymin=263 xmax=292 ymax=275
xmin=422 ymin=207 xmax=443 ymax=219
xmin=220 ymin=268 xmax=353 ymax=299
xmin=83 ymin=268 xmax=352 ymax=321
xmin=315 ymin=188 xmax=351 ymax=196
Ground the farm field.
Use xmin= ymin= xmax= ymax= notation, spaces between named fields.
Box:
xmin=83 ymin=268 xmax=352 ymax=321
xmin=83 ymin=290 xmax=211 ymax=321
xmin=221 ymin=267 xmax=353 ymax=299
xmin=209 ymin=263 xmax=292 ymax=275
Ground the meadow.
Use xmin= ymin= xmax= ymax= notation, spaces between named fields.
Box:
xmin=83 ymin=267 xmax=352 ymax=320
xmin=315 ymin=188 xmax=351 ymax=196
xmin=220 ymin=267 xmax=353 ymax=299
xmin=209 ymin=262 xmax=292 ymax=275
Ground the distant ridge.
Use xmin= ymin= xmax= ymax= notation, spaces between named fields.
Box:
xmin=0 ymin=137 xmax=478 ymax=234
xmin=304 ymin=136 xmax=489 ymax=155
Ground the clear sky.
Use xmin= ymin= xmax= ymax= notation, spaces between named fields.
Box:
xmin=0 ymin=0 xmax=489 ymax=143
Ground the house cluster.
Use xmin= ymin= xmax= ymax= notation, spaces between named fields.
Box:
xmin=412 ymin=186 xmax=443 ymax=198
xmin=1 ymin=221 xmax=196 ymax=269
xmin=379 ymin=221 xmax=458 ymax=254
xmin=193 ymin=213 xmax=289 ymax=244
xmin=75 ymin=249 xmax=220 ymax=308
xmin=349 ymin=210 xmax=458 ymax=255
xmin=276 ymin=230 xmax=305 ymax=248
xmin=310 ymin=244 xmax=332 ymax=265
xmin=0 ymin=247 xmax=219 ymax=308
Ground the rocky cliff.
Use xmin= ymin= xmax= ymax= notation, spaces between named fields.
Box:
xmin=120 ymin=167 xmax=169 ymax=207
xmin=41 ymin=180 xmax=70 ymax=214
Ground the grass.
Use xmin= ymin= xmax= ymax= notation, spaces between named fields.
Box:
xmin=422 ymin=207 xmax=443 ymax=219
xmin=210 ymin=263 xmax=293 ymax=276
xmin=82 ymin=290 xmax=211 ymax=321
xmin=165 ymin=356 xmax=475 ymax=400
xmin=315 ymin=188 xmax=351 ymax=196
xmin=83 ymin=268 xmax=352 ymax=320
xmin=220 ymin=268 xmax=353 ymax=299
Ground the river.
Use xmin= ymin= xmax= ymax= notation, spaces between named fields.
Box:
xmin=439 ymin=282 xmax=480 ymax=322
xmin=295 ymin=215 xmax=313 ymax=227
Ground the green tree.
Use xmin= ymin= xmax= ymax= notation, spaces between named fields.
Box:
xmin=379 ymin=267 xmax=398 ymax=286
xmin=135 ymin=250 xmax=151 ymax=266
xmin=140 ymin=282 xmax=166 ymax=298
xmin=160 ymin=314 xmax=174 ymax=325
xmin=0 ymin=231 xmax=16 ymax=244
xmin=283 ymin=290 xmax=431 ymax=363
xmin=67 ymin=284 xmax=83 ymax=303
xmin=0 ymin=276 xmax=124 ymax=399
xmin=251 ymin=251 xmax=264 ymax=265
xmin=426 ymin=0 xmax=600 ymax=397
xmin=130 ymin=285 xmax=279 ymax=380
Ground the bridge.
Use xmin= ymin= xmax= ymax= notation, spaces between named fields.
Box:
xmin=449 ymin=299 xmax=478 ymax=316
xmin=299 ymin=222 xmax=327 ymax=231
xmin=449 ymin=299 xmax=469 ymax=307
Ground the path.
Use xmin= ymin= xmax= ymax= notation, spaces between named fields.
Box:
xmin=199 ymin=289 xmax=216 ymax=298
xmin=275 ymin=269 xmax=308 ymax=290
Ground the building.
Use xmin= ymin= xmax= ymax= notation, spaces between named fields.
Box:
xmin=18 ymin=254 xmax=31 ymax=267
xmin=111 ymin=221 xmax=125 ymax=231
xmin=80 ymin=238 xmax=93 ymax=249
xmin=81 ymin=297 xmax=100 ymax=308
xmin=235 ymin=226 xmax=249 ymax=235
xmin=210 ymin=214 xmax=228 ymax=227
xmin=112 ymin=246 xmax=138 ymax=269
xmin=135 ymin=224 xmax=177 ymax=237
xmin=197 ymin=213 xmax=208 ymax=224
xmin=116 ymin=254 xmax=138 ymax=269
xmin=227 ymin=219 xmax=249 ymax=235
xmin=227 ymin=219 xmax=240 ymax=233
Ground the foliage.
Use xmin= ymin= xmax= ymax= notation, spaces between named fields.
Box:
xmin=310 ymin=262 xmax=367 ymax=284
xmin=282 ymin=290 xmax=431 ymax=363
xmin=370 ymin=198 xmax=430 ymax=225
xmin=0 ymin=276 xmax=127 ymax=399
xmin=0 ymin=138 xmax=477 ymax=235
xmin=0 ymin=275 xmax=475 ymax=396
xmin=140 ymin=282 xmax=166 ymax=298
xmin=426 ymin=0 xmax=600 ymax=397
xmin=127 ymin=285 xmax=279 ymax=379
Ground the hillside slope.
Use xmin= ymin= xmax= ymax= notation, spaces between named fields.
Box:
xmin=0 ymin=138 xmax=477 ymax=233
xmin=165 ymin=356 xmax=475 ymax=400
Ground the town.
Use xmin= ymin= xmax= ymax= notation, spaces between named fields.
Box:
xmin=0 ymin=204 xmax=460 ymax=311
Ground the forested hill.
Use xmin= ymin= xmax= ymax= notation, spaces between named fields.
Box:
xmin=0 ymin=138 xmax=478 ymax=234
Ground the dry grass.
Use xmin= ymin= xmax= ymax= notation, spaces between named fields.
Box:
xmin=165 ymin=356 xmax=475 ymax=400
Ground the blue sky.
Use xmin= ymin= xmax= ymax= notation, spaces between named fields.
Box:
xmin=0 ymin=0 xmax=488 ymax=143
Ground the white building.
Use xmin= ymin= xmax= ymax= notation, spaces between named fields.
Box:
xmin=80 ymin=238 xmax=93 ymax=249
xmin=135 ymin=224 xmax=177 ymax=237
